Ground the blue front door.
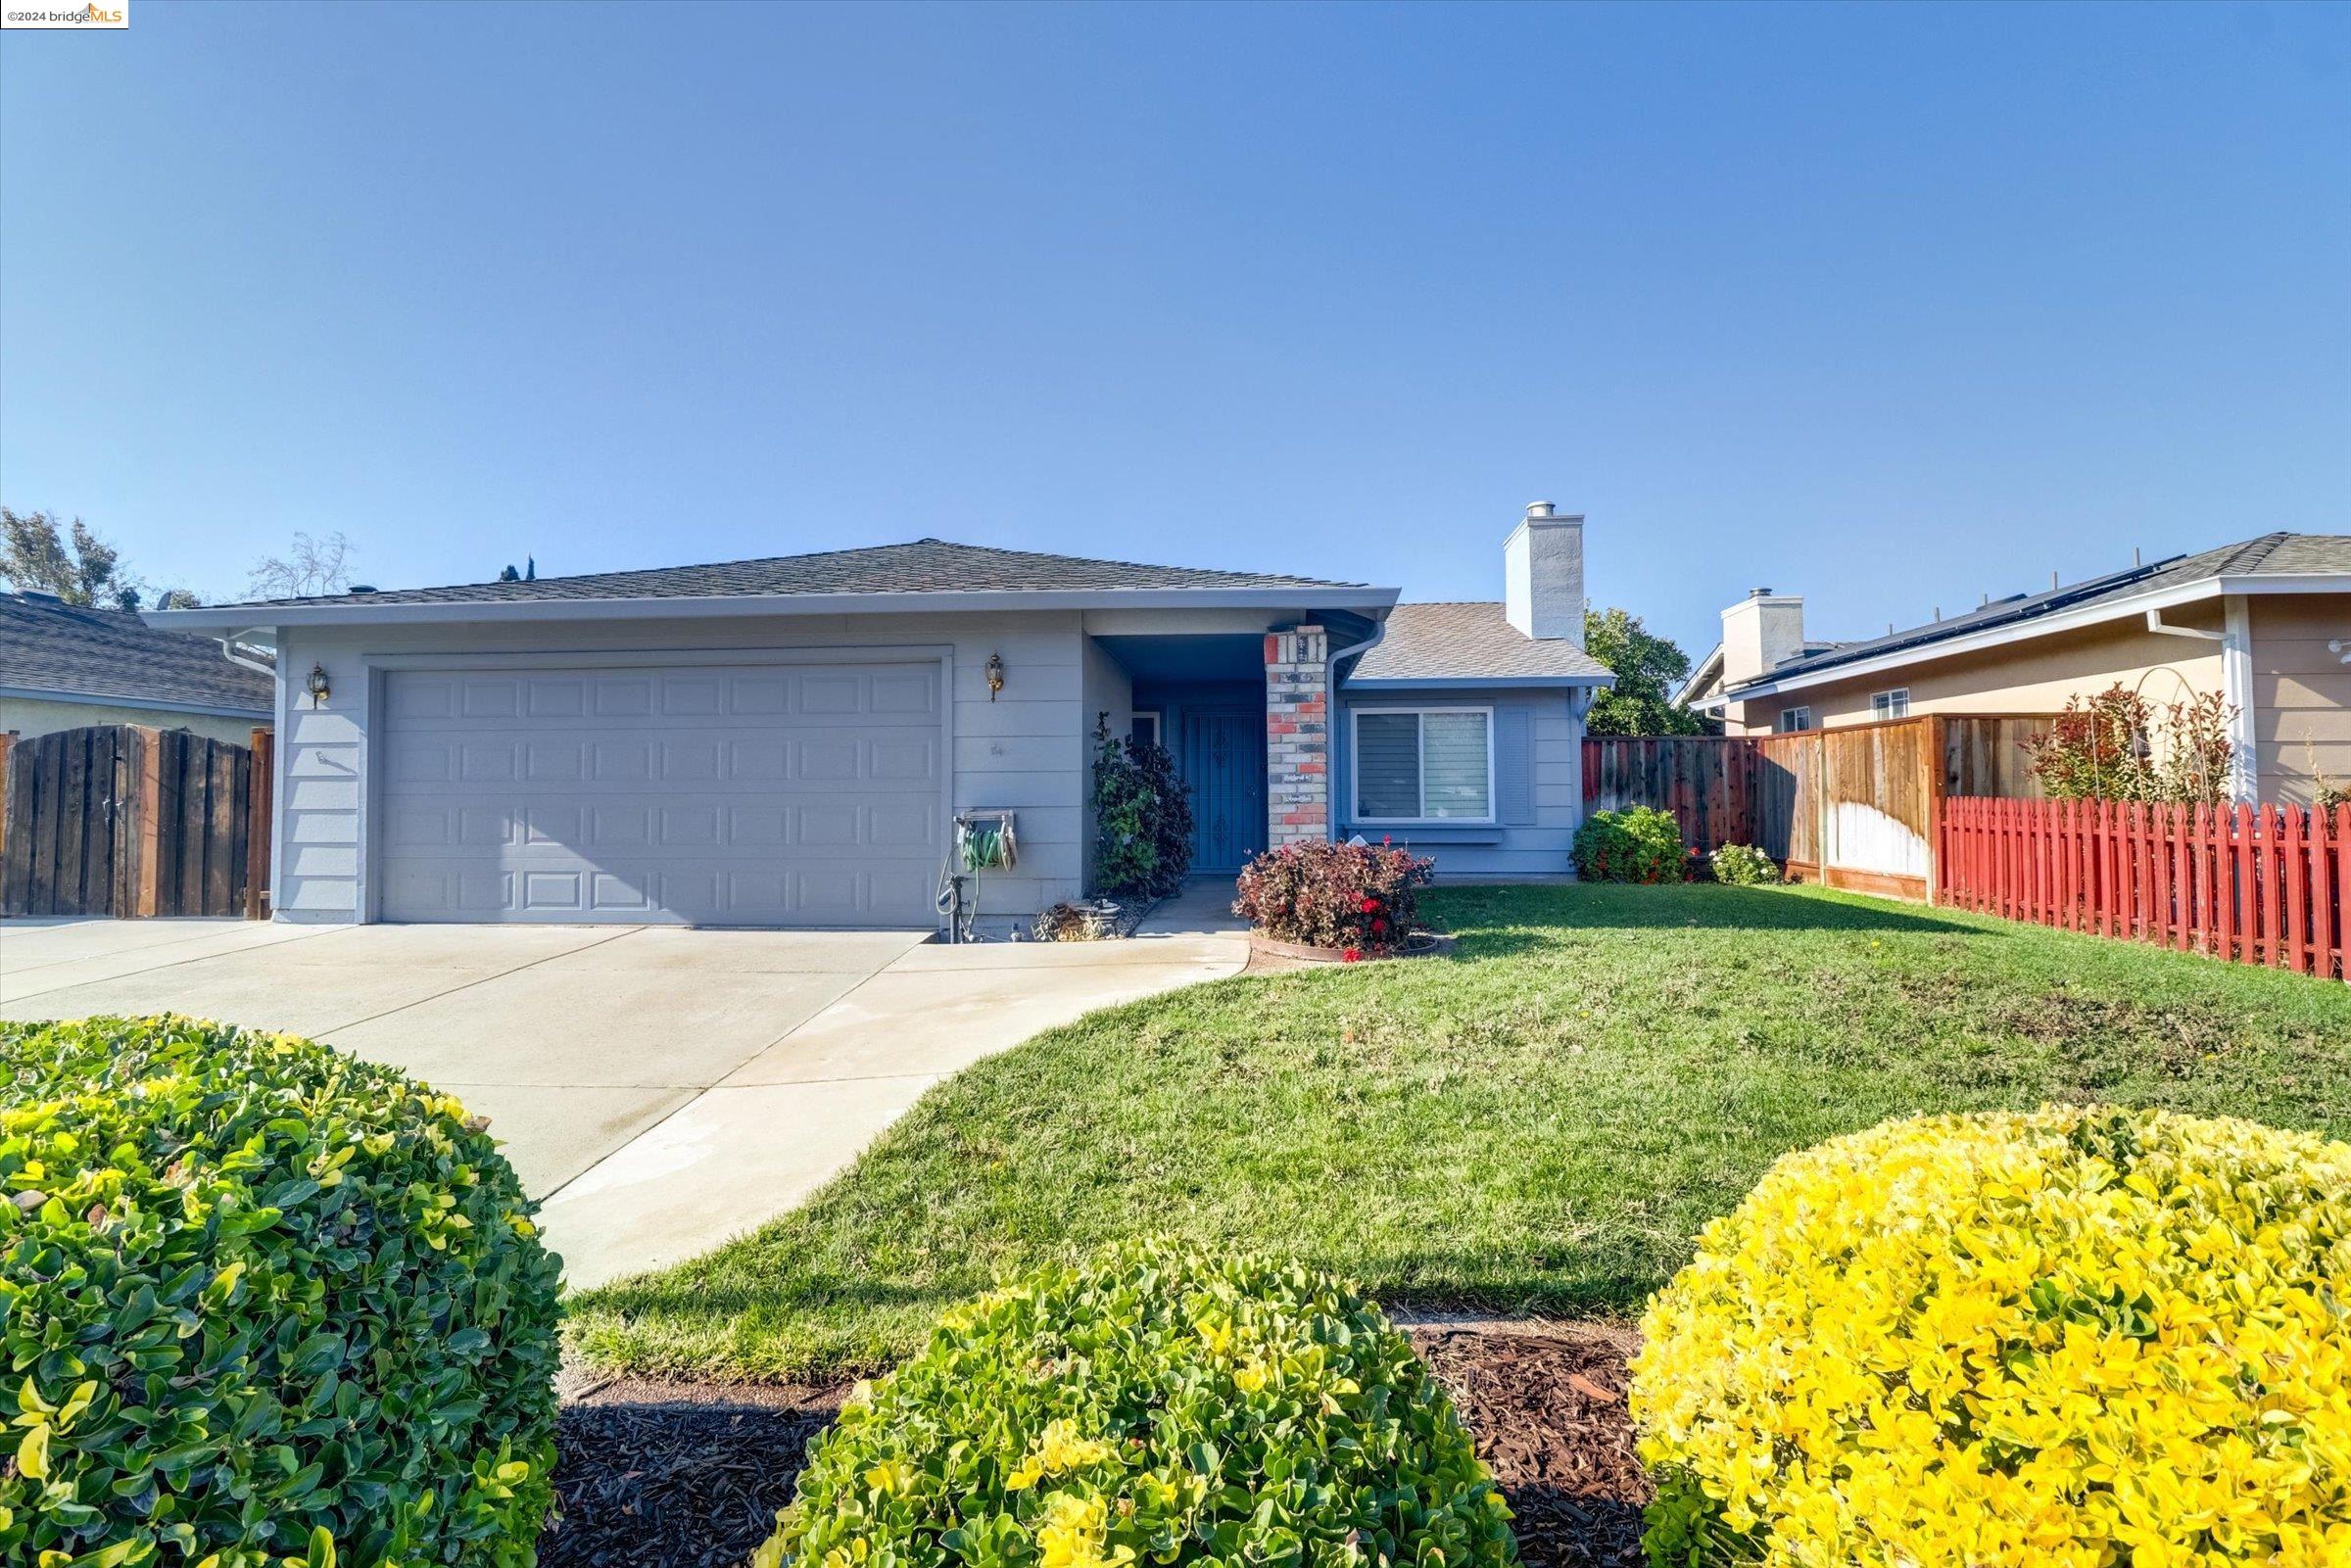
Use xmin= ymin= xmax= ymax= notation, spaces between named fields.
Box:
xmin=1180 ymin=708 xmax=1265 ymax=873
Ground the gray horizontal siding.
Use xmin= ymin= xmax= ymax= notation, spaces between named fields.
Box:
xmin=271 ymin=610 xmax=1090 ymax=926
xmin=1333 ymin=685 xmax=1588 ymax=879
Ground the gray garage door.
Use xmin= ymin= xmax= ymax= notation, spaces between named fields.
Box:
xmin=376 ymin=662 xmax=943 ymax=927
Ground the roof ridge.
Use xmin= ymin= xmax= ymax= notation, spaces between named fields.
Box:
xmin=895 ymin=537 xmax=1353 ymax=587
xmin=213 ymin=535 xmax=1376 ymax=609
xmin=2223 ymin=531 xmax=2295 ymax=574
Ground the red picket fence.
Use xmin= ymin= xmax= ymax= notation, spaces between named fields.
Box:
xmin=1939 ymin=795 xmax=2351 ymax=977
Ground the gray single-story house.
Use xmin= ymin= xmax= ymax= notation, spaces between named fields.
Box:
xmin=150 ymin=504 xmax=1610 ymax=929
xmin=2 ymin=590 xmax=274 ymax=744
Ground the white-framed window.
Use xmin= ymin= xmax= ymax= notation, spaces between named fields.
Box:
xmin=1778 ymin=706 xmax=1813 ymax=734
xmin=1129 ymin=710 xmax=1162 ymax=747
xmin=1351 ymin=707 xmax=1495 ymax=823
xmin=1871 ymin=689 xmax=1910 ymax=721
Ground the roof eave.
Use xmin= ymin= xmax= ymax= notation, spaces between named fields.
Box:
xmin=1343 ymin=673 xmax=1615 ymax=690
xmin=0 ymin=684 xmax=273 ymax=721
xmin=1672 ymin=641 xmax=1725 ymax=708
xmin=145 ymin=584 xmax=1405 ymax=632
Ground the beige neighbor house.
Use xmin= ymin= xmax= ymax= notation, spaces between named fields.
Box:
xmin=1678 ymin=533 xmax=2351 ymax=806
xmin=0 ymin=590 xmax=274 ymax=745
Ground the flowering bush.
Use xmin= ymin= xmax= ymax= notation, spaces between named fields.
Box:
xmin=2021 ymin=684 xmax=2238 ymax=805
xmin=0 ymin=1015 xmax=562 ymax=1567
xmin=1571 ymin=806 xmax=1687 ymax=882
xmin=751 ymin=1238 xmax=1514 ymax=1568
xmin=1707 ymin=842 xmax=1781 ymax=886
xmin=1231 ymin=838 xmax=1434 ymax=953
xmin=1630 ymin=1105 xmax=2351 ymax=1568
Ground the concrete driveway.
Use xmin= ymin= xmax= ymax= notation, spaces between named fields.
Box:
xmin=0 ymin=912 xmax=1245 ymax=1287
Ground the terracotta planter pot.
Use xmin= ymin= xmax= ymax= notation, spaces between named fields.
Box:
xmin=1246 ymin=930 xmax=1450 ymax=964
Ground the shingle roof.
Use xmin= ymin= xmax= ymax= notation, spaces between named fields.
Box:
xmin=1726 ymin=532 xmax=2351 ymax=693
xmin=1351 ymin=602 xmax=1613 ymax=683
xmin=229 ymin=538 xmax=1370 ymax=608
xmin=0 ymin=594 xmax=274 ymax=715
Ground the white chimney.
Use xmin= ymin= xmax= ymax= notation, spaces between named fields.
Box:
xmin=1719 ymin=588 xmax=1805 ymax=687
xmin=1505 ymin=502 xmax=1584 ymax=644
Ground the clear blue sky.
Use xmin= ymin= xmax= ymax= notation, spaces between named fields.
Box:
xmin=3 ymin=2 xmax=2345 ymax=659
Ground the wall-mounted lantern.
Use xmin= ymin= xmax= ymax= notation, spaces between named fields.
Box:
xmin=984 ymin=652 xmax=1005 ymax=701
xmin=305 ymin=663 xmax=331 ymax=708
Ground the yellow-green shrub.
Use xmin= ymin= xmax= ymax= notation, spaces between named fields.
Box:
xmin=0 ymin=1016 xmax=562 ymax=1567
xmin=1629 ymin=1106 xmax=2351 ymax=1567
xmin=753 ymin=1238 xmax=1514 ymax=1568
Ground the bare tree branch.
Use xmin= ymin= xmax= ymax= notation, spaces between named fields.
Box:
xmin=247 ymin=531 xmax=356 ymax=600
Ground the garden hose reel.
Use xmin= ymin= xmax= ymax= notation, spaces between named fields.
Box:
xmin=938 ymin=810 xmax=1019 ymax=942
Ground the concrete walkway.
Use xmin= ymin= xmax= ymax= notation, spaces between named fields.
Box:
xmin=0 ymin=911 xmax=1247 ymax=1287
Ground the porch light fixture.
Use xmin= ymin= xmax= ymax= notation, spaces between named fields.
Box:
xmin=305 ymin=663 xmax=330 ymax=708
xmin=984 ymin=651 xmax=1005 ymax=701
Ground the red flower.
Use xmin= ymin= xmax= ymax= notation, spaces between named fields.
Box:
xmin=1359 ymin=896 xmax=1380 ymax=914
xmin=1342 ymin=948 xmax=1363 ymax=963
xmin=1371 ymin=918 xmax=1388 ymax=934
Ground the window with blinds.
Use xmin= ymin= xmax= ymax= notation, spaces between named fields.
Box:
xmin=1352 ymin=708 xmax=1492 ymax=821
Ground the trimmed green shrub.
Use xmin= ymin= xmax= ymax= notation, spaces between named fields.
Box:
xmin=752 ymin=1238 xmax=1515 ymax=1568
xmin=1708 ymin=843 xmax=1782 ymax=886
xmin=1571 ymin=806 xmax=1688 ymax=883
xmin=1090 ymin=715 xmax=1196 ymax=898
xmin=0 ymin=1015 xmax=562 ymax=1568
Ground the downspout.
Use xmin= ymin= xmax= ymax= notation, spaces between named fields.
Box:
xmin=2221 ymin=595 xmax=2258 ymax=803
xmin=1324 ymin=621 xmax=1387 ymax=844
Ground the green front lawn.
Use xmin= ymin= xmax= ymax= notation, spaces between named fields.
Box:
xmin=569 ymin=882 xmax=2351 ymax=1381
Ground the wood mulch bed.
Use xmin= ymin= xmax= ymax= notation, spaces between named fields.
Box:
xmin=541 ymin=1324 xmax=1648 ymax=1568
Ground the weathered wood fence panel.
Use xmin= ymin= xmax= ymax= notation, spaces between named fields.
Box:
xmin=1940 ymin=796 xmax=2351 ymax=978
xmin=1580 ymin=736 xmax=1760 ymax=854
xmin=1943 ymin=715 xmax=2052 ymax=800
xmin=1750 ymin=731 xmax=1823 ymax=870
xmin=0 ymin=726 xmax=270 ymax=919
xmin=1585 ymin=714 xmax=2059 ymax=900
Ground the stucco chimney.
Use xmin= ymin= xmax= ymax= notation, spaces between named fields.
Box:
xmin=1719 ymin=588 xmax=1805 ymax=687
xmin=1505 ymin=502 xmax=1584 ymax=644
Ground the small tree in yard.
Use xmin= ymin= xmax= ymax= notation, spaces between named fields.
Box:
xmin=2022 ymin=684 xmax=2237 ymax=806
xmin=1089 ymin=715 xmax=1194 ymax=898
xmin=1584 ymin=606 xmax=1709 ymax=736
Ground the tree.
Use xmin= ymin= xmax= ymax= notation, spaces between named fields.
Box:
xmin=3 ymin=508 xmax=211 ymax=611
xmin=247 ymin=531 xmax=355 ymax=599
xmin=1 ymin=507 xmax=140 ymax=607
xmin=1583 ymin=605 xmax=1707 ymax=736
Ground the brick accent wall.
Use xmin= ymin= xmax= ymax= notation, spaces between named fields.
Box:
xmin=1264 ymin=626 xmax=1329 ymax=849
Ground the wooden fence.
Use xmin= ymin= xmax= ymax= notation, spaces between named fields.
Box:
xmin=1939 ymin=796 xmax=2351 ymax=977
xmin=0 ymin=725 xmax=272 ymax=919
xmin=1584 ymin=713 xmax=2060 ymax=901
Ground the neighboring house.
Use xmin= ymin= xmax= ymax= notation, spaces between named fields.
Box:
xmin=151 ymin=505 xmax=1613 ymax=928
xmin=1680 ymin=533 xmax=2351 ymax=804
xmin=0 ymin=591 xmax=273 ymax=744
